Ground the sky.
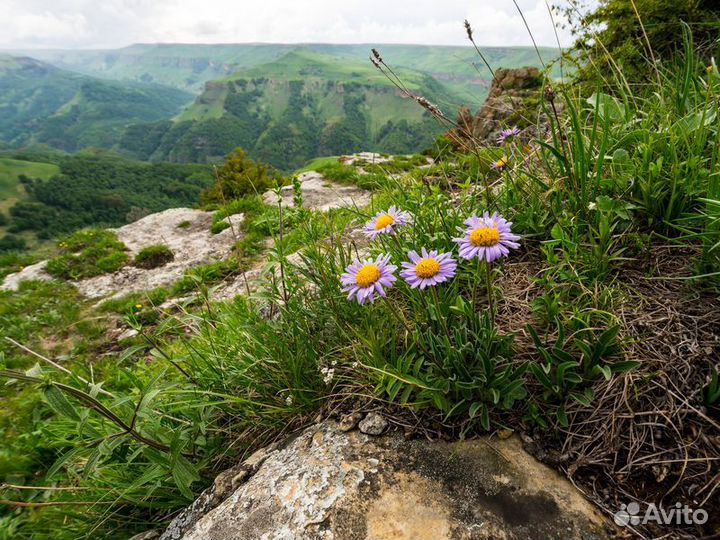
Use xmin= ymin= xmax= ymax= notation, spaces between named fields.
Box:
xmin=3 ymin=0 xmax=577 ymax=50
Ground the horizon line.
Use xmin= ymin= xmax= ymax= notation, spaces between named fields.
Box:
xmin=1 ymin=41 xmax=561 ymax=53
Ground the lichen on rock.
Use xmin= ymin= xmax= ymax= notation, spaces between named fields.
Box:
xmin=165 ymin=421 xmax=611 ymax=540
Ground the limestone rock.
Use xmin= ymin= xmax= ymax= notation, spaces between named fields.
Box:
xmin=166 ymin=421 xmax=610 ymax=540
xmin=262 ymin=171 xmax=371 ymax=211
xmin=0 ymin=260 xmax=51 ymax=291
xmin=358 ymin=412 xmax=388 ymax=435
xmin=338 ymin=152 xmax=392 ymax=166
xmin=1 ymin=208 xmax=243 ymax=299
xmin=487 ymin=67 xmax=542 ymax=99
xmin=448 ymin=66 xmax=545 ymax=148
xmin=339 ymin=412 xmax=364 ymax=432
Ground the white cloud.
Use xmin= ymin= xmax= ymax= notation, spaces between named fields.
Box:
xmin=1 ymin=0 xmax=575 ymax=50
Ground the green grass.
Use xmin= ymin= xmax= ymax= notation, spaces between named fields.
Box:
xmin=0 ymin=157 xmax=59 ymax=215
xmin=2 ymin=27 xmax=719 ymax=540
xmin=295 ymin=156 xmax=341 ymax=174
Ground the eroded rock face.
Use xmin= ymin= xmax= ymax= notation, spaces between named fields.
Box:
xmin=1 ymin=208 xmax=242 ymax=299
xmin=0 ymin=260 xmax=51 ymax=291
xmin=263 ymin=171 xmax=371 ymax=211
xmin=449 ymin=66 xmax=544 ymax=148
xmin=78 ymin=209 xmax=243 ymax=299
xmin=164 ymin=422 xmax=610 ymax=540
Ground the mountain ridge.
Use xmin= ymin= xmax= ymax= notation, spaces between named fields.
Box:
xmin=0 ymin=54 xmax=193 ymax=151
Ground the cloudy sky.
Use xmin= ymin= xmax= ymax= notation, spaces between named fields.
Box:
xmin=3 ymin=0 xmax=576 ymax=50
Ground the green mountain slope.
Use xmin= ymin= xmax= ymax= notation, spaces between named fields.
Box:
xmin=9 ymin=44 xmax=297 ymax=93
xmin=10 ymin=43 xmax=559 ymax=103
xmin=0 ymin=55 xmax=193 ymax=151
xmin=119 ymin=49 xmax=462 ymax=170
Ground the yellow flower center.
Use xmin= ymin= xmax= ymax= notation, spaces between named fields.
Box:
xmin=375 ymin=214 xmax=395 ymax=230
xmin=356 ymin=264 xmax=381 ymax=288
xmin=415 ymin=258 xmax=440 ymax=279
xmin=496 ymin=156 xmax=508 ymax=168
xmin=470 ymin=227 xmax=501 ymax=247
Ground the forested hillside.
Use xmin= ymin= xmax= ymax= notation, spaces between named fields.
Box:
xmin=0 ymin=150 xmax=213 ymax=239
xmin=0 ymin=55 xmax=192 ymax=151
xmin=118 ymin=49 xmax=458 ymax=169
xmin=0 ymin=46 xmax=557 ymax=170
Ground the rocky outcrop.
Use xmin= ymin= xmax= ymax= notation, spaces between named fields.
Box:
xmin=3 ymin=170 xmax=372 ymax=300
xmin=262 ymin=171 xmax=371 ymax=211
xmin=1 ymin=208 xmax=243 ymax=299
xmin=449 ymin=66 xmax=544 ymax=147
xmin=162 ymin=420 xmax=610 ymax=540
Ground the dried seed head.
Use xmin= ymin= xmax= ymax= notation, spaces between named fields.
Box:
xmin=464 ymin=19 xmax=473 ymax=40
xmin=414 ymin=95 xmax=443 ymax=118
xmin=371 ymin=48 xmax=382 ymax=62
xmin=544 ymin=84 xmax=556 ymax=101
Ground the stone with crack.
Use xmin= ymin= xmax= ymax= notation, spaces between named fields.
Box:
xmin=166 ymin=421 xmax=612 ymax=540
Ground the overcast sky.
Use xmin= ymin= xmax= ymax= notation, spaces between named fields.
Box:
xmin=3 ymin=0 xmax=576 ymax=50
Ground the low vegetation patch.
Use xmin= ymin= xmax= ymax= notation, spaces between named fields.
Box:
xmin=134 ymin=244 xmax=174 ymax=269
xmin=45 ymin=229 xmax=129 ymax=280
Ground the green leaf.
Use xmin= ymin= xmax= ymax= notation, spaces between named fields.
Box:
xmin=172 ymin=455 xmax=200 ymax=500
xmin=530 ymin=363 xmax=553 ymax=389
xmin=43 ymin=385 xmax=80 ymax=421
xmin=609 ymin=360 xmax=641 ymax=373
xmin=557 ymin=406 xmax=568 ymax=427
xmin=47 ymin=446 xmax=86 ymax=478
xmin=480 ymin=405 xmax=490 ymax=431
xmin=587 ymin=93 xmax=625 ymax=122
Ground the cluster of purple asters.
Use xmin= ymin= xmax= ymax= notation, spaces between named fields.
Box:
xmin=341 ymin=208 xmax=520 ymax=304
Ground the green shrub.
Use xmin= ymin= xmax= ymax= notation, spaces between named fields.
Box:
xmin=171 ymin=258 xmax=240 ymax=295
xmin=564 ymin=0 xmax=720 ymax=83
xmin=46 ymin=229 xmax=129 ymax=280
xmin=134 ymin=244 xmax=174 ymax=269
xmin=0 ymin=234 xmax=27 ymax=253
xmin=201 ymin=148 xmax=280 ymax=204
xmin=210 ymin=220 xmax=231 ymax=234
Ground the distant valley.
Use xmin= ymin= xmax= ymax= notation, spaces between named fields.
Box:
xmin=0 ymin=43 xmax=558 ymax=170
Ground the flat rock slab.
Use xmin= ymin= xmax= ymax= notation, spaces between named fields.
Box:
xmin=166 ymin=422 xmax=609 ymax=540
xmin=2 ymin=208 xmax=243 ymax=299
xmin=263 ymin=171 xmax=371 ymax=211
xmin=339 ymin=152 xmax=393 ymax=166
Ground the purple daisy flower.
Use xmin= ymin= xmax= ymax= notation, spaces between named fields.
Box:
xmin=400 ymin=248 xmax=457 ymax=289
xmin=497 ymin=127 xmax=521 ymax=144
xmin=341 ymin=254 xmax=397 ymax=304
xmin=364 ymin=206 xmax=412 ymax=239
xmin=492 ymin=156 xmax=509 ymax=171
xmin=453 ymin=212 xmax=521 ymax=262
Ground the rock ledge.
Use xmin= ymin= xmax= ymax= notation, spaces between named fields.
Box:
xmin=163 ymin=421 xmax=610 ymax=540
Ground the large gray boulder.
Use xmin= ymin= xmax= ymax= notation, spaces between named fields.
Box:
xmin=161 ymin=421 xmax=610 ymax=540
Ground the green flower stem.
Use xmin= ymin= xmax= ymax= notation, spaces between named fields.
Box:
xmin=470 ymin=257 xmax=482 ymax=309
xmin=431 ymin=286 xmax=450 ymax=337
xmin=382 ymin=296 xmax=432 ymax=359
xmin=485 ymin=262 xmax=495 ymax=327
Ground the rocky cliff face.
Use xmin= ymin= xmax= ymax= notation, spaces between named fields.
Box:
xmin=157 ymin=420 xmax=610 ymax=540
xmin=449 ymin=66 xmax=544 ymax=148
